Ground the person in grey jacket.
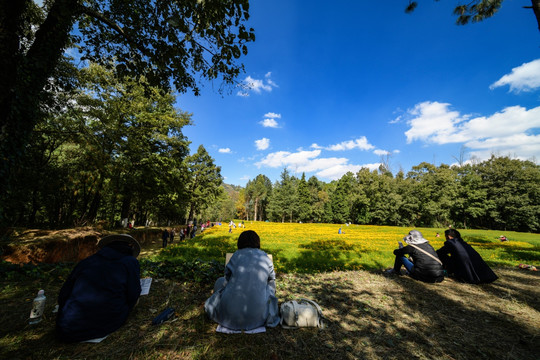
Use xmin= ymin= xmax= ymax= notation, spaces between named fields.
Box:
xmin=204 ymin=230 xmax=279 ymax=330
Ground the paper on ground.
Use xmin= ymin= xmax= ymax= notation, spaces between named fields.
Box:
xmin=81 ymin=335 xmax=108 ymax=343
xmin=140 ymin=277 xmax=152 ymax=295
xmin=216 ymin=324 xmax=266 ymax=334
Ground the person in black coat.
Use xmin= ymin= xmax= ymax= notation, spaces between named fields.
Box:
xmin=56 ymin=234 xmax=141 ymax=342
xmin=436 ymin=229 xmax=498 ymax=284
xmin=162 ymin=228 xmax=169 ymax=248
xmin=387 ymin=230 xmax=445 ymax=283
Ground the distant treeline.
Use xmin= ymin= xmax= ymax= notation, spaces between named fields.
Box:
xmin=220 ymin=156 xmax=540 ymax=233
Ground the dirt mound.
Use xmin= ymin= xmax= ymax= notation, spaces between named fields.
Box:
xmin=1 ymin=227 xmax=162 ymax=264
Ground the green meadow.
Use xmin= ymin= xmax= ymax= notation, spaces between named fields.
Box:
xmin=155 ymin=222 xmax=540 ymax=273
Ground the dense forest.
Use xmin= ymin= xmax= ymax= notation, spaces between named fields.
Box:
xmin=3 ymin=64 xmax=223 ymax=228
xmin=215 ymin=158 xmax=540 ymax=233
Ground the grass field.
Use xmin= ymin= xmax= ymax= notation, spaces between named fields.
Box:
xmin=1 ymin=222 xmax=539 ymax=359
xmin=156 ymin=222 xmax=540 ymax=273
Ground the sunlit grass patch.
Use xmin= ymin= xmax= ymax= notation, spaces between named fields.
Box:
xmin=154 ymin=222 xmax=540 ymax=273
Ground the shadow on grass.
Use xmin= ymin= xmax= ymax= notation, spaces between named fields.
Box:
xmin=1 ymin=266 xmax=539 ymax=360
xmin=272 ymin=266 xmax=540 ymax=360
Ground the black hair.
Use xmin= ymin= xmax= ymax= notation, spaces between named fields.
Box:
xmin=237 ymin=230 xmax=261 ymax=249
xmin=445 ymin=229 xmax=462 ymax=239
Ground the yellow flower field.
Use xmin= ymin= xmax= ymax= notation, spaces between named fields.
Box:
xmin=158 ymin=221 xmax=540 ymax=273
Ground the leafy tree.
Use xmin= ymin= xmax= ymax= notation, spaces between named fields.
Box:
xmin=331 ymin=172 xmax=355 ymax=223
xmin=267 ymin=169 xmax=297 ymax=222
xmin=235 ymin=187 xmax=247 ymax=220
xmin=296 ymin=173 xmax=312 ymax=222
xmin=3 ymin=63 xmax=192 ymax=227
xmin=245 ymin=174 xmax=272 ymax=221
xmin=405 ymin=0 xmax=540 ymax=32
xmin=184 ymin=145 xmax=223 ymax=223
xmin=452 ymin=164 xmax=490 ymax=229
xmin=350 ymin=169 xmax=372 ymax=224
xmin=1 ymin=0 xmax=255 ymax=221
xmin=406 ymin=163 xmax=457 ymax=227
xmin=307 ymin=175 xmax=327 ymax=222
xmin=475 ymin=156 xmax=540 ymax=231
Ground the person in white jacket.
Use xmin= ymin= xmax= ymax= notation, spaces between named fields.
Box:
xmin=204 ymin=230 xmax=279 ymax=330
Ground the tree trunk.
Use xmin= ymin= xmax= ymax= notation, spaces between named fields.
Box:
xmin=121 ymin=196 xmax=131 ymax=220
xmin=187 ymin=202 xmax=195 ymax=223
xmin=253 ymin=198 xmax=259 ymax=222
xmin=1 ymin=0 xmax=80 ymax=222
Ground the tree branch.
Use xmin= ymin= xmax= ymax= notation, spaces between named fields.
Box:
xmin=78 ymin=5 xmax=150 ymax=57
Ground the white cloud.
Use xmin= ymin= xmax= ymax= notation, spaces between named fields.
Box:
xmin=240 ymin=175 xmax=251 ymax=181
xmin=490 ymin=59 xmax=540 ymax=93
xmin=316 ymin=163 xmax=380 ymax=180
xmin=264 ymin=112 xmax=281 ymax=119
xmin=404 ymin=102 xmax=467 ymax=144
xmin=467 ymin=133 xmax=540 ymax=161
xmin=260 ymin=118 xmax=279 ymax=128
xmin=373 ymin=149 xmax=390 ymax=156
xmin=218 ymin=148 xmax=231 ymax=153
xmin=256 ymin=150 xmax=321 ymax=168
xmin=236 ymin=74 xmax=278 ymax=97
xmin=389 ymin=115 xmax=402 ymax=124
xmin=310 ymin=137 xmax=375 ymax=151
xmin=255 ymin=138 xmax=270 ymax=150
xmin=255 ymin=149 xmax=380 ymax=180
xmin=404 ymin=101 xmax=540 ymax=163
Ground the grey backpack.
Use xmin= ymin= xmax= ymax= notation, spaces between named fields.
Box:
xmin=280 ymin=298 xmax=325 ymax=329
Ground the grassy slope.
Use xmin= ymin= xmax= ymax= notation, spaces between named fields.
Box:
xmin=1 ymin=223 xmax=539 ymax=359
xmin=157 ymin=223 xmax=540 ymax=273
xmin=1 ymin=269 xmax=538 ymax=359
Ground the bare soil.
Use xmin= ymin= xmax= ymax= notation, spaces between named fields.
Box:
xmin=0 ymin=227 xmax=164 ymax=264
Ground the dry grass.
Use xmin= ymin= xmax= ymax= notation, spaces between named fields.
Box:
xmin=1 ymin=267 xmax=538 ymax=360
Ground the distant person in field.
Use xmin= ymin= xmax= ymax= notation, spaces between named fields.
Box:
xmin=162 ymin=228 xmax=169 ymax=248
xmin=56 ymin=234 xmax=141 ymax=342
xmin=204 ymin=230 xmax=279 ymax=331
xmin=436 ymin=229 xmax=498 ymax=284
xmin=386 ymin=230 xmax=445 ymax=283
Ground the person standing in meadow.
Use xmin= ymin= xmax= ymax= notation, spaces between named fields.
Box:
xmin=386 ymin=230 xmax=445 ymax=283
xmin=162 ymin=228 xmax=169 ymax=248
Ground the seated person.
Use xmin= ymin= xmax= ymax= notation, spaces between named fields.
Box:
xmin=436 ymin=229 xmax=498 ymax=284
xmin=387 ymin=230 xmax=445 ymax=283
xmin=56 ymin=234 xmax=141 ymax=342
xmin=204 ymin=230 xmax=279 ymax=330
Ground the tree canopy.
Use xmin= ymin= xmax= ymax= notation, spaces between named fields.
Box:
xmin=405 ymin=0 xmax=540 ymax=32
xmin=220 ymin=156 xmax=540 ymax=233
xmin=0 ymin=0 xmax=255 ymax=222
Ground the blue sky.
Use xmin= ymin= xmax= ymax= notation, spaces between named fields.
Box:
xmin=178 ymin=1 xmax=540 ymax=186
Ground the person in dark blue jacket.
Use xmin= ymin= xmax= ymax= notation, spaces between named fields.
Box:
xmin=436 ymin=229 xmax=498 ymax=284
xmin=56 ymin=234 xmax=141 ymax=342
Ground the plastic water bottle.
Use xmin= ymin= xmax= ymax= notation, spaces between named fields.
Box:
xmin=29 ymin=290 xmax=46 ymax=324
